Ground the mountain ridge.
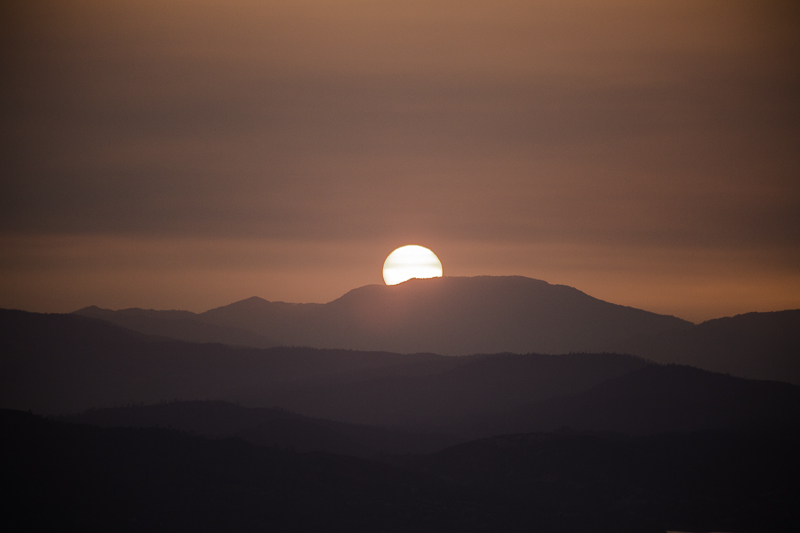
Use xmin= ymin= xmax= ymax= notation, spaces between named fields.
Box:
xmin=78 ymin=276 xmax=691 ymax=356
xmin=68 ymin=275 xmax=800 ymax=382
xmin=3 ymin=308 xmax=798 ymax=439
xmin=9 ymin=408 xmax=798 ymax=532
xmin=63 ymin=400 xmax=459 ymax=457
xmin=75 ymin=304 xmax=278 ymax=348
xmin=614 ymin=309 xmax=800 ymax=384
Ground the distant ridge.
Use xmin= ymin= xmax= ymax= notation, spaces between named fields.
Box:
xmin=3 ymin=308 xmax=798 ymax=439
xmin=69 ymin=276 xmax=800 ymax=383
xmin=75 ymin=305 xmax=278 ymax=348
xmin=199 ymin=276 xmax=692 ymax=355
xmin=615 ymin=310 xmax=800 ymax=384
xmin=464 ymin=363 xmax=800 ymax=436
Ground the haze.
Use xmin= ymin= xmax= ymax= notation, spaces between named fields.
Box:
xmin=1 ymin=0 xmax=799 ymax=322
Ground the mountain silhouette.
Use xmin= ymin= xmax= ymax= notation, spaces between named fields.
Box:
xmin=5 ymin=408 xmax=798 ymax=532
xmin=268 ymin=358 xmax=800 ymax=435
xmin=65 ymin=401 xmax=458 ymax=457
xmin=5 ymin=303 xmax=800 ymax=531
xmin=406 ymin=426 xmax=800 ymax=532
xmin=7 ymin=277 xmax=800 ymax=531
xmin=2 ymin=409 xmax=518 ymax=533
xmin=276 ymin=352 xmax=648 ymax=428
xmin=75 ymin=305 xmax=278 ymax=348
xmin=462 ymin=363 xmax=800 ymax=437
xmin=201 ymin=276 xmax=695 ymax=354
xmin=0 ymin=308 xmax=645 ymax=418
xmin=614 ymin=310 xmax=800 ymax=384
xmin=78 ymin=276 xmax=691 ymax=355
xmin=0 ymin=308 xmax=447 ymax=414
xmin=3 ymin=308 xmax=798 ymax=439
xmin=71 ymin=276 xmax=800 ymax=383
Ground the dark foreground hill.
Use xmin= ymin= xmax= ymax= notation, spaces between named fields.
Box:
xmin=3 ymin=308 xmax=799 ymax=439
xmin=76 ymin=276 xmax=692 ymax=355
xmin=404 ymin=427 xmax=800 ymax=533
xmin=0 ymin=409 xmax=511 ymax=533
xmin=3 ymin=409 xmax=798 ymax=532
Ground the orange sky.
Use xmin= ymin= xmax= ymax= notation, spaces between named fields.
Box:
xmin=1 ymin=0 xmax=799 ymax=322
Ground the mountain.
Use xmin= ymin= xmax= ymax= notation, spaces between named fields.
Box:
xmin=276 ymin=352 xmax=648 ymax=428
xmin=64 ymin=401 xmax=458 ymax=457
xmin=405 ymin=427 xmax=800 ymax=532
xmin=0 ymin=308 xmax=646 ymax=418
xmin=1 ymin=409 xmax=515 ymax=533
xmin=614 ymin=310 xmax=800 ymax=384
xmin=70 ymin=277 xmax=799 ymax=384
xmin=0 ymin=308 xmax=448 ymax=414
xmin=199 ymin=276 xmax=692 ymax=354
xmin=73 ymin=276 xmax=691 ymax=355
xmin=74 ymin=305 xmax=278 ymax=348
xmin=5 ymin=409 xmax=798 ymax=532
xmin=3 ymin=308 xmax=798 ymax=439
xmin=271 ymin=358 xmax=800 ymax=436
xmin=462 ymin=363 xmax=800 ymax=437
xmin=4 ymin=305 xmax=800 ymax=531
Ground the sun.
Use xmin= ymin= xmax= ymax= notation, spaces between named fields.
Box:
xmin=383 ymin=245 xmax=443 ymax=285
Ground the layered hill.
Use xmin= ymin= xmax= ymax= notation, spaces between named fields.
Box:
xmin=3 ymin=308 xmax=798 ymax=439
xmin=406 ymin=426 xmax=800 ymax=533
xmin=65 ymin=401 xmax=457 ymax=457
xmin=73 ymin=276 xmax=800 ymax=384
xmin=9 ymin=409 xmax=798 ymax=532
xmin=76 ymin=276 xmax=692 ymax=355
xmin=75 ymin=305 xmax=277 ymax=348
xmin=459 ymin=364 xmax=800 ymax=437
xmin=2 ymin=409 xmax=511 ymax=533
xmin=0 ymin=308 xmax=447 ymax=414
xmin=614 ymin=310 xmax=800 ymax=384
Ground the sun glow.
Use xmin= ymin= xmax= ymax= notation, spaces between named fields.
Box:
xmin=382 ymin=245 xmax=443 ymax=285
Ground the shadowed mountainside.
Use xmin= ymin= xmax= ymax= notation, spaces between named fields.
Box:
xmin=457 ymin=363 xmax=800 ymax=437
xmin=75 ymin=305 xmax=278 ymax=348
xmin=402 ymin=427 xmax=800 ymax=533
xmin=614 ymin=310 xmax=800 ymax=384
xmin=200 ymin=276 xmax=695 ymax=354
xmin=4 ymin=409 xmax=798 ymax=532
xmin=3 ymin=308 xmax=799 ymax=439
xmin=65 ymin=401 xmax=459 ymax=457
xmin=276 ymin=359 xmax=800 ymax=436
xmin=77 ymin=276 xmax=692 ymax=355
xmin=0 ymin=308 xmax=643 ymax=419
xmin=73 ymin=277 xmax=800 ymax=384
xmin=1 ymin=409 xmax=518 ymax=533
xmin=0 ymin=308 xmax=449 ymax=414
xmin=276 ymin=351 xmax=648 ymax=428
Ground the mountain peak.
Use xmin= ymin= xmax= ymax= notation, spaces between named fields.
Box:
xmin=74 ymin=305 xmax=107 ymax=313
xmin=195 ymin=275 xmax=691 ymax=355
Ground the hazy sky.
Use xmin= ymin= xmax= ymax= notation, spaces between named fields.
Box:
xmin=2 ymin=0 xmax=799 ymax=322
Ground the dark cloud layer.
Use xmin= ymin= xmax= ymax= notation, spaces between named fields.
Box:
xmin=1 ymin=0 xmax=799 ymax=319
